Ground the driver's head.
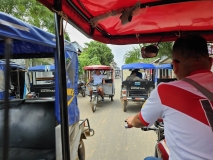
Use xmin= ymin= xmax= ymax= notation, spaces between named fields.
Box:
xmin=131 ymin=70 xmax=137 ymax=76
xmin=172 ymin=34 xmax=212 ymax=80
xmin=95 ymin=69 xmax=101 ymax=75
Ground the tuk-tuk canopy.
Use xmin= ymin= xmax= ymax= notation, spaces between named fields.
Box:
xmin=0 ymin=60 xmax=25 ymax=70
xmin=38 ymin=0 xmax=213 ymax=44
xmin=0 ymin=11 xmax=76 ymax=58
xmin=122 ymin=63 xmax=155 ymax=69
xmin=0 ymin=12 xmax=80 ymax=126
xmin=84 ymin=65 xmax=113 ymax=70
xmin=155 ymin=64 xmax=172 ymax=69
xmin=28 ymin=65 xmax=55 ymax=72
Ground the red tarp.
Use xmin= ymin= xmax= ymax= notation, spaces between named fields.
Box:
xmin=84 ymin=65 xmax=113 ymax=70
xmin=38 ymin=0 xmax=213 ymax=44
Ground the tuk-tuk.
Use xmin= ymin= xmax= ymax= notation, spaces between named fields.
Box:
xmin=84 ymin=65 xmax=115 ymax=112
xmin=155 ymin=64 xmax=177 ymax=87
xmin=0 ymin=60 xmax=26 ymax=100
xmin=115 ymin=69 xmax=121 ymax=79
xmin=0 ymin=12 xmax=94 ymax=160
xmin=27 ymin=65 xmax=55 ymax=98
xmin=121 ymin=63 xmax=156 ymax=112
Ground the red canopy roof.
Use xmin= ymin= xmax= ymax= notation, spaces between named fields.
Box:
xmin=39 ymin=0 xmax=213 ymax=44
xmin=84 ymin=65 xmax=113 ymax=70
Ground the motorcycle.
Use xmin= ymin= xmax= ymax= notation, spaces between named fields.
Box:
xmin=90 ymin=84 xmax=103 ymax=112
xmin=125 ymin=119 xmax=169 ymax=160
xmin=78 ymin=80 xmax=86 ymax=97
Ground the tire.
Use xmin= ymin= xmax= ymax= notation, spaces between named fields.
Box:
xmin=123 ymin=100 xmax=127 ymax=112
xmin=82 ymin=91 xmax=86 ymax=97
xmin=77 ymin=140 xmax=85 ymax=160
xmin=111 ymin=96 xmax=113 ymax=101
xmin=91 ymin=96 xmax=97 ymax=112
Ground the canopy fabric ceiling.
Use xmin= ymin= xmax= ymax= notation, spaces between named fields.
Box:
xmin=84 ymin=65 xmax=113 ymax=70
xmin=39 ymin=0 xmax=213 ymax=44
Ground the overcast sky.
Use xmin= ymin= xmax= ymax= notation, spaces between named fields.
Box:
xmin=66 ymin=24 xmax=136 ymax=68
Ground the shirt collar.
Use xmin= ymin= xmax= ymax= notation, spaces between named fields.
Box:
xmin=189 ymin=69 xmax=212 ymax=76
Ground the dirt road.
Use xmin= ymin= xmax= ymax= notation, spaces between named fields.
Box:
xmin=78 ymin=78 xmax=156 ymax=160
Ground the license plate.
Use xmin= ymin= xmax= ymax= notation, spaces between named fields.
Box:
xmin=135 ymin=82 xmax=141 ymax=85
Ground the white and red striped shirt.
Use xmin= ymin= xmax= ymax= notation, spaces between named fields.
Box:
xmin=140 ymin=70 xmax=213 ymax=160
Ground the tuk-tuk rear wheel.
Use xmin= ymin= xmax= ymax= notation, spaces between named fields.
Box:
xmin=123 ymin=100 xmax=127 ymax=112
xmin=77 ymin=140 xmax=85 ymax=160
xmin=110 ymin=96 xmax=113 ymax=101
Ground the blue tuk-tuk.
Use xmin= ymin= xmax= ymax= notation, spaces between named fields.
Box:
xmin=0 ymin=60 xmax=26 ymax=100
xmin=155 ymin=64 xmax=177 ymax=87
xmin=0 ymin=12 xmax=93 ymax=160
xmin=27 ymin=65 xmax=55 ymax=98
xmin=121 ymin=63 xmax=156 ymax=112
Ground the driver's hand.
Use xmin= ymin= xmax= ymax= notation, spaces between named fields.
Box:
xmin=125 ymin=116 xmax=134 ymax=128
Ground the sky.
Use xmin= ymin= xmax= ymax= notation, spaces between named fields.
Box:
xmin=66 ymin=24 xmax=137 ymax=68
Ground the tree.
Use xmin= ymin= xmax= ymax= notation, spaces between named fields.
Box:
xmin=78 ymin=41 xmax=114 ymax=75
xmin=78 ymin=52 xmax=101 ymax=75
xmin=0 ymin=0 xmax=71 ymax=67
xmin=123 ymin=46 xmax=141 ymax=64
xmin=0 ymin=0 xmax=70 ymax=40
xmin=123 ymin=42 xmax=173 ymax=64
xmin=83 ymin=41 xmax=114 ymax=66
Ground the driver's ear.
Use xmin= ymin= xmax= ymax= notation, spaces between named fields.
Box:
xmin=172 ymin=61 xmax=179 ymax=74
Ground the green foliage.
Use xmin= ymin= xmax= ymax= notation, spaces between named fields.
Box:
xmin=123 ymin=42 xmax=173 ymax=64
xmin=123 ymin=46 xmax=141 ymax=64
xmin=0 ymin=0 xmax=71 ymax=67
xmin=0 ymin=0 xmax=70 ymax=40
xmin=78 ymin=41 xmax=114 ymax=75
xmin=84 ymin=41 xmax=114 ymax=65
xmin=78 ymin=52 xmax=101 ymax=75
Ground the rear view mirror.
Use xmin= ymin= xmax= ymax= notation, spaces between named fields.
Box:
xmin=141 ymin=45 xmax=159 ymax=58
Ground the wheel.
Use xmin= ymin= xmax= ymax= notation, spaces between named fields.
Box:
xmin=111 ymin=96 xmax=113 ymax=101
xmin=123 ymin=100 xmax=127 ymax=112
xmin=91 ymin=96 xmax=97 ymax=112
xmin=77 ymin=140 xmax=85 ymax=160
xmin=81 ymin=91 xmax=86 ymax=97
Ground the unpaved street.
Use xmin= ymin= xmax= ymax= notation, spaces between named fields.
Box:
xmin=78 ymin=78 xmax=156 ymax=160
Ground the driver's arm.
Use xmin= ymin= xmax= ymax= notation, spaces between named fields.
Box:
xmin=126 ymin=85 xmax=164 ymax=128
xmin=87 ymin=77 xmax=93 ymax=84
xmin=102 ymin=78 xmax=105 ymax=84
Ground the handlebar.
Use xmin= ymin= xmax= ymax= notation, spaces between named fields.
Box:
xmin=141 ymin=127 xmax=157 ymax=131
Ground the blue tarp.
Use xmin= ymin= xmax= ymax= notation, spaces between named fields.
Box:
xmin=0 ymin=11 xmax=76 ymax=56
xmin=122 ymin=63 xmax=156 ymax=69
xmin=28 ymin=65 xmax=55 ymax=72
xmin=0 ymin=60 xmax=25 ymax=69
xmin=155 ymin=64 xmax=172 ymax=69
xmin=0 ymin=12 xmax=79 ymax=125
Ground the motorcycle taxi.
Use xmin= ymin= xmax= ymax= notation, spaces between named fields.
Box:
xmin=121 ymin=63 xmax=156 ymax=112
xmin=84 ymin=65 xmax=115 ymax=112
xmin=0 ymin=12 xmax=94 ymax=160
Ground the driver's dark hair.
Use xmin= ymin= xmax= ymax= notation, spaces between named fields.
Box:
xmin=172 ymin=34 xmax=209 ymax=59
xmin=131 ymin=70 xmax=137 ymax=75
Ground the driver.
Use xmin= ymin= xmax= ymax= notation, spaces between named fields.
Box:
xmin=126 ymin=35 xmax=213 ymax=160
xmin=88 ymin=69 xmax=105 ymax=102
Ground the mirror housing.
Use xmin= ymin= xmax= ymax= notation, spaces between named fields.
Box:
xmin=141 ymin=45 xmax=159 ymax=58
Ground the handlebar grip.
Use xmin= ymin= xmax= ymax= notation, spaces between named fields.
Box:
xmin=141 ymin=127 xmax=157 ymax=131
xmin=124 ymin=123 xmax=132 ymax=129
